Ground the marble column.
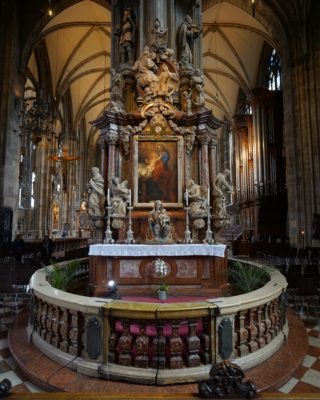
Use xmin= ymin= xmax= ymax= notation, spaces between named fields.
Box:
xmin=198 ymin=132 xmax=211 ymax=189
xmin=99 ymin=138 xmax=108 ymax=192
xmin=106 ymin=125 xmax=119 ymax=185
xmin=209 ymin=140 xmax=217 ymax=191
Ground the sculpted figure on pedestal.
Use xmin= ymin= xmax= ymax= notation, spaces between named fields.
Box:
xmin=213 ymin=170 xmax=232 ymax=219
xmin=150 ymin=18 xmax=175 ymax=63
xmin=117 ymin=8 xmax=136 ymax=65
xmin=186 ymin=179 xmax=208 ymax=219
xmin=132 ymin=46 xmax=159 ymax=95
xmin=87 ymin=167 xmax=105 ymax=218
xmin=177 ymin=14 xmax=201 ymax=65
xmin=148 ymin=200 xmax=172 ymax=243
xmin=110 ymin=177 xmax=130 ymax=217
xmin=108 ymin=69 xmax=125 ymax=112
xmin=191 ymin=68 xmax=205 ymax=108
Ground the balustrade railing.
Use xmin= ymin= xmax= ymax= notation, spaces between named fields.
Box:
xmin=29 ymin=259 xmax=287 ymax=384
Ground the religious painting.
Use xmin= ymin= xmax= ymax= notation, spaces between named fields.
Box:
xmin=133 ymin=136 xmax=183 ymax=207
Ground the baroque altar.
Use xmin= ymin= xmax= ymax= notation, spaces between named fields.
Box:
xmin=89 ymin=3 xmax=232 ymax=297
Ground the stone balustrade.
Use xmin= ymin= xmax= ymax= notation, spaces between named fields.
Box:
xmin=29 ymin=259 xmax=288 ymax=385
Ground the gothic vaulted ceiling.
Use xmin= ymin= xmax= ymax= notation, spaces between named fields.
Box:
xmin=26 ymin=0 xmax=272 ymax=143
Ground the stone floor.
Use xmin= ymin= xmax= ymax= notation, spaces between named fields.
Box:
xmin=0 ymin=291 xmax=319 ymax=396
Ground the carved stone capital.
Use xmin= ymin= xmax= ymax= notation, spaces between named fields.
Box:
xmin=106 ymin=130 xmax=119 ymax=145
xmin=197 ymin=132 xmax=211 ymax=146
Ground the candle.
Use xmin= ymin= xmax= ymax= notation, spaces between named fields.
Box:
xmin=129 ymin=189 xmax=131 ymax=207
xmin=185 ymin=189 xmax=188 ymax=207
xmin=207 ymin=187 xmax=210 ymax=206
xmin=107 ymin=188 xmax=110 ymax=206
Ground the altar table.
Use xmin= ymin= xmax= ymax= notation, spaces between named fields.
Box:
xmin=89 ymin=243 xmax=229 ymax=297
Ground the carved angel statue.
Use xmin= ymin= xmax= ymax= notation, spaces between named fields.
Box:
xmin=185 ymin=179 xmax=208 ymax=219
xmin=151 ymin=18 xmax=168 ymax=51
xmin=191 ymin=68 xmax=205 ymax=108
xmin=212 ymin=170 xmax=232 ymax=219
xmin=150 ymin=18 xmax=175 ymax=63
xmin=108 ymin=69 xmax=125 ymax=112
xmin=110 ymin=177 xmax=130 ymax=217
xmin=87 ymin=167 xmax=105 ymax=218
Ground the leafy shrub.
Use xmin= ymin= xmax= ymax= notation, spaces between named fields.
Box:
xmin=46 ymin=259 xmax=80 ymax=291
xmin=228 ymin=260 xmax=270 ymax=294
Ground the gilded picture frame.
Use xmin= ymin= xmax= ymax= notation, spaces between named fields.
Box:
xmin=133 ymin=135 xmax=184 ymax=208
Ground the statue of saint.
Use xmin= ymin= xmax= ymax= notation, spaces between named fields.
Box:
xmin=186 ymin=179 xmax=207 ymax=218
xmin=110 ymin=177 xmax=130 ymax=217
xmin=177 ymin=14 xmax=201 ymax=65
xmin=87 ymin=167 xmax=105 ymax=218
xmin=148 ymin=200 xmax=172 ymax=242
xmin=151 ymin=18 xmax=168 ymax=51
xmin=191 ymin=68 xmax=205 ymax=108
xmin=108 ymin=69 xmax=125 ymax=112
xmin=132 ymin=46 xmax=159 ymax=95
xmin=213 ymin=170 xmax=232 ymax=218
xmin=158 ymin=63 xmax=179 ymax=96
xmin=117 ymin=8 xmax=136 ymax=65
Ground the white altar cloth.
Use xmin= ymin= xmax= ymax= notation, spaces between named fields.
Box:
xmin=89 ymin=244 xmax=226 ymax=258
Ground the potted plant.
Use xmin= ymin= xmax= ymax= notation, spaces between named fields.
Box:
xmin=154 ymin=258 xmax=169 ymax=299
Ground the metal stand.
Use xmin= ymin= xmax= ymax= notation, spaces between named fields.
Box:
xmin=125 ymin=206 xmax=135 ymax=244
xmin=183 ymin=207 xmax=193 ymax=244
xmin=204 ymin=206 xmax=214 ymax=244
xmin=104 ymin=206 xmax=114 ymax=244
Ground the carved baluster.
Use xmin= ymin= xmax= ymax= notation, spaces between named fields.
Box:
xmin=256 ymin=305 xmax=266 ymax=348
xmin=246 ymin=308 xmax=258 ymax=352
xmin=108 ymin=318 xmax=118 ymax=363
xmin=151 ymin=323 xmax=166 ymax=369
xmin=134 ymin=322 xmax=149 ymax=368
xmin=235 ymin=310 xmax=249 ymax=356
xmin=169 ymin=321 xmax=184 ymax=369
xmin=262 ymin=303 xmax=272 ymax=344
xmin=59 ymin=308 xmax=71 ymax=352
xmin=35 ymin=298 xmax=42 ymax=335
xmin=69 ymin=311 xmax=84 ymax=356
xmin=51 ymin=306 xmax=62 ymax=348
xmin=40 ymin=302 xmax=48 ymax=340
xmin=187 ymin=320 xmax=201 ymax=367
xmin=273 ymin=298 xmax=281 ymax=333
xmin=45 ymin=304 xmax=54 ymax=344
xmin=118 ymin=320 xmax=133 ymax=366
xmin=268 ymin=301 xmax=277 ymax=339
xmin=199 ymin=317 xmax=211 ymax=365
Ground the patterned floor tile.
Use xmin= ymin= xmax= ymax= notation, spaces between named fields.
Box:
xmin=278 ymin=377 xmax=299 ymax=393
xmin=302 ymin=354 xmax=317 ymax=368
xmin=301 ymin=368 xmax=320 ymax=389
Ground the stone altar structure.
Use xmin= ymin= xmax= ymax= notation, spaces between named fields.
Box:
xmin=90 ymin=2 xmax=229 ymax=297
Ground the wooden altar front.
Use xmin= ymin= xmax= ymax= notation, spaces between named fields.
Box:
xmin=89 ymin=244 xmax=229 ymax=297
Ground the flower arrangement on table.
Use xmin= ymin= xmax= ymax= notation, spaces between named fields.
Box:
xmin=154 ymin=258 xmax=169 ymax=295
